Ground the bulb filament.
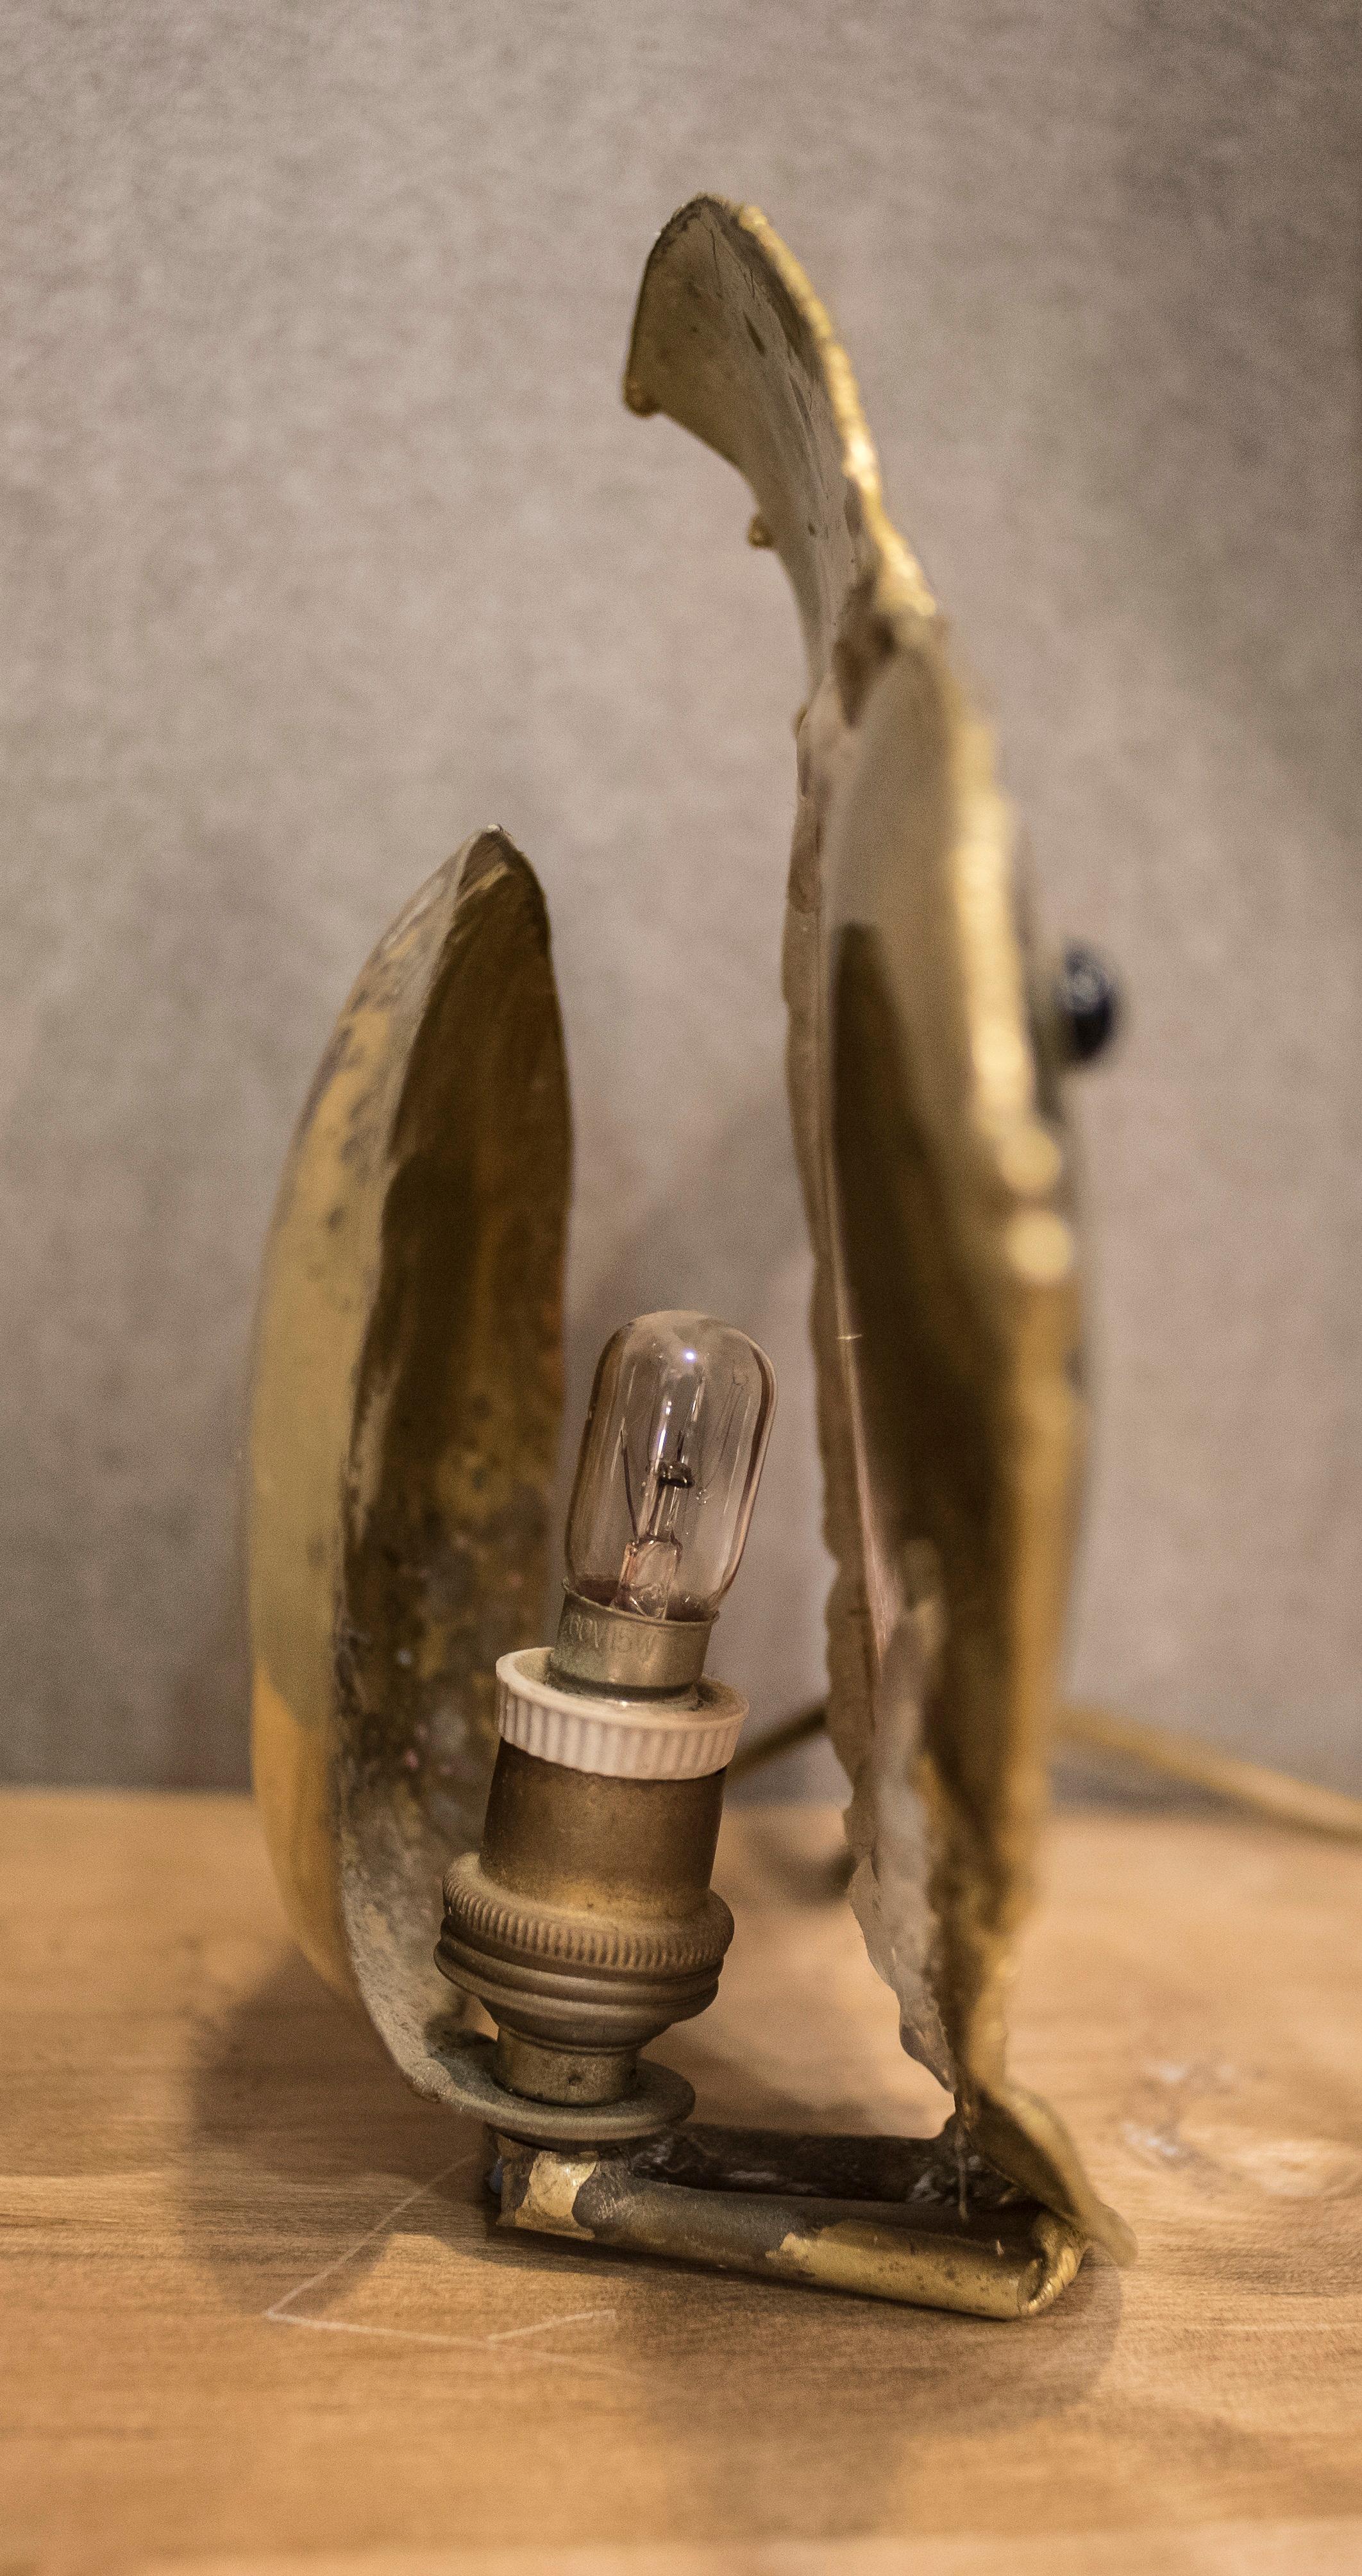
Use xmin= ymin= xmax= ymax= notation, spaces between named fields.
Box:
xmin=616 ymin=1380 xmax=700 ymax=1618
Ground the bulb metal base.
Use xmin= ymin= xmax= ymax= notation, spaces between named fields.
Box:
xmin=550 ymin=1587 xmax=713 ymax=1696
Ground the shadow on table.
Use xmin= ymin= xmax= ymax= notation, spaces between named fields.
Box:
xmin=182 ymin=1940 xmax=1122 ymax=2447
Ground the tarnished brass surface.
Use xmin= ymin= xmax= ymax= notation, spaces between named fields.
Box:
xmin=248 ymin=828 xmax=571 ymax=2094
xmin=437 ymin=1738 xmax=732 ymax=2092
xmin=477 ymin=1738 xmax=725 ymax=1915
xmin=627 ymin=198 xmax=1132 ymax=2265
xmin=497 ymin=2129 xmax=1086 ymax=2321
xmin=492 ymin=2031 xmax=627 ymax=2106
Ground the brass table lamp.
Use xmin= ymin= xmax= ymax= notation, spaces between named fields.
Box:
xmin=248 ymin=197 xmax=1135 ymax=2319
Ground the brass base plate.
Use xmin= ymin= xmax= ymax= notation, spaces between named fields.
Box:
xmin=432 ymin=2032 xmax=694 ymax=2143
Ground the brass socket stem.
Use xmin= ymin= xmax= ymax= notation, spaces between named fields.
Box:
xmin=491 ymin=2031 xmax=634 ymax=2106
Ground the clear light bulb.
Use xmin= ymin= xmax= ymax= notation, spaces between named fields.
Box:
xmin=566 ymin=1312 xmax=776 ymax=1627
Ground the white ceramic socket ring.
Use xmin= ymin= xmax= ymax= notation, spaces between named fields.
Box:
xmin=495 ymin=1648 xmax=746 ymax=1783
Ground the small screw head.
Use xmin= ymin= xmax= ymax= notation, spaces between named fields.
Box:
xmin=1055 ymin=943 xmax=1120 ymax=1065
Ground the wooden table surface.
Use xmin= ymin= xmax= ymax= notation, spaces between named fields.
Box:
xmin=3 ymin=1788 xmax=1360 ymax=2576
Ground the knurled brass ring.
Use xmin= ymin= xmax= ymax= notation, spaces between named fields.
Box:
xmin=442 ymin=1854 xmax=734 ymax=1977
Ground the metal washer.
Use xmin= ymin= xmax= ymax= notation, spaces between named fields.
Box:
xmin=432 ymin=2031 xmax=695 ymax=2144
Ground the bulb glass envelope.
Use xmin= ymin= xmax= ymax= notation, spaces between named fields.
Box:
xmin=248 ymin=196 xmax=1134 ymax=2307
xmin=566 ymin=1312 xmax=776 ymax=1626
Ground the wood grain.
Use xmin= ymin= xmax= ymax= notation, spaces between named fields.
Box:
xmin=2 ymin=1791 xmax=1359 ymax=2575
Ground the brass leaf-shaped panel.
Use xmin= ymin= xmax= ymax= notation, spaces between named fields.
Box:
xmin=248 ymin=828 xmax=571 ymax=2096
xmin=627 ymin=198 xmax=1131 ymax=2261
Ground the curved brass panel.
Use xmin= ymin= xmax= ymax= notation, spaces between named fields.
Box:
xmin=248 ymin=828 xmax=571 ymax=2094
xmin=627 ymin=198 xmax=1131 ymax=2261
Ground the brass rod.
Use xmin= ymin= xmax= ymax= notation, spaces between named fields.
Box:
xmin=735 ymin=1699 xmax=1362 ymax=1842
xmin=728 ymin=1702 xmax=828 ymax=1783
xmin=1060 ymin=1701 xmax=1362 ymax=1842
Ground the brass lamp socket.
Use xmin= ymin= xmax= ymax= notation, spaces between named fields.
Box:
xmin=436 ymin=1647 xmax=745 ymax=2115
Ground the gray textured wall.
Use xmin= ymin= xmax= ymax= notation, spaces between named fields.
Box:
xmin=2 ymin=3 xmax=1358 ymax=1792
